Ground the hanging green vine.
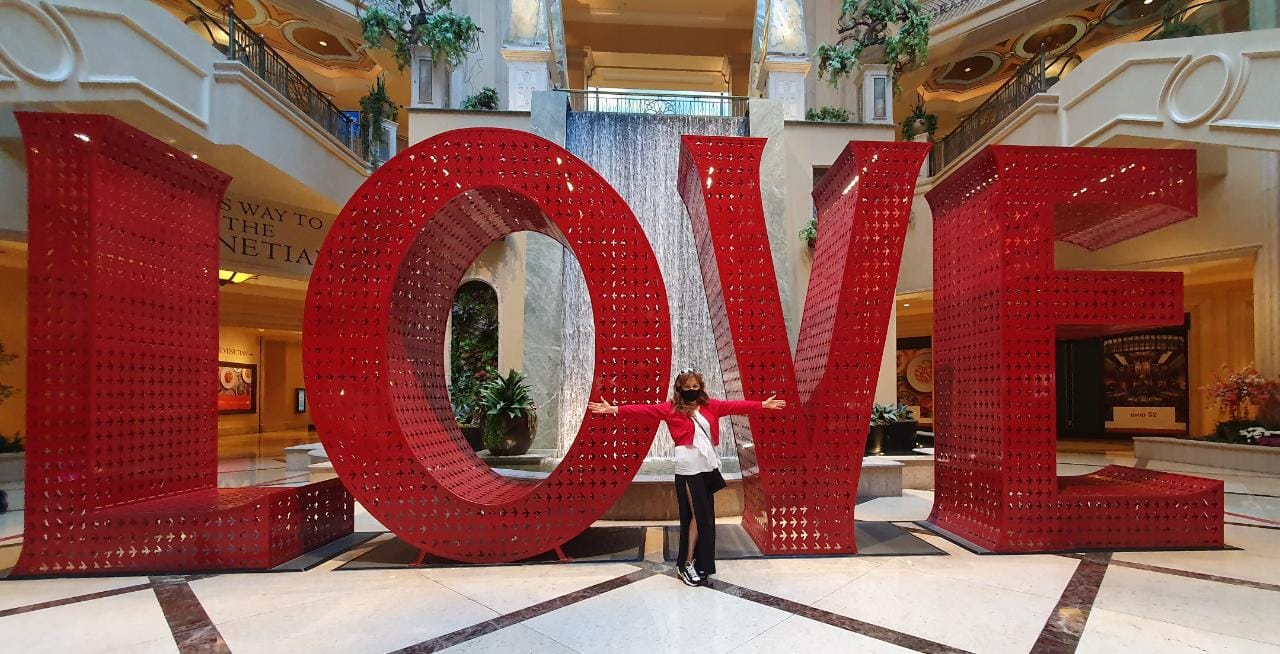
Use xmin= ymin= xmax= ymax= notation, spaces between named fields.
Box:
xmin=359 ymin=74 xmax=398 ymax=156
xmin=359 ymin=0 xmax=482 ymax=71
xmin=815 ymin=0 xmax=932 ymax=94
xmin=450 ymin=281 xmax=499 ymax=426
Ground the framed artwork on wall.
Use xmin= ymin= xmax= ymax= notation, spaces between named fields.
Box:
xmin=217 ymin=362 xmax=257 ymax=414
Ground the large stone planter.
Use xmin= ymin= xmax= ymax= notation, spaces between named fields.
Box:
xmin=1134 ymin=437 xmax=1280 ymax=475
xmin=0 ymin=452 xmax=23 ymax=484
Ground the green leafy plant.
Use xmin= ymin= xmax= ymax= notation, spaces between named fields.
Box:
xmin=900 ymin=99 xmax=938 ymax=140
xmin=815 ymin=0 xmax=932 ymax=94
xmin=480 ymin=369 xmax=538 ymax=452
xmin=461 ymin=87 xmax=500 ymax=110
xmin=359 ymin=0 xmax=482 ymax=71
xmin=359 ymin=74 xmax=399 ymax=157
xmin=450 ymin=281 xmax=499 ymax=426
xmin=800 ymin=215 xmax=818 ymax=247
xmin=870 ymin=403 xmax=915 ymax=426
xmin=805 ymin=105 xmax=853 ymax=123
xmin=0 ymin=342 xmax=20 ymax=453
xmin=1155 ymin=0 xmax=1206 ymax=39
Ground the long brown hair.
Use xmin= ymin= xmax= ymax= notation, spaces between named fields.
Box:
xmin=671 ymin=370 xmax=709 ymax=416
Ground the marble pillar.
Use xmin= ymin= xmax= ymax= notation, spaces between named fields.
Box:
xmin=501 ymin=47 xmax=553 ymax=112
xmin=748 ymin=99 xmax=797 ymax=350
xmin=1254 ymin=152 xmax=1280 ymax=377
xmin=523 ymin=91 xmax=569 ymax=449
xmin=763 ymin=56 xmax=810 ymax=121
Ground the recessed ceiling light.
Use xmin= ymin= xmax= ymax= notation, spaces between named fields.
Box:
xmin=963 ymin=67 xmax=972 ymax=72
xmin=1143 ymin=0 xmax=1153 ymax=4
xmin=318 ymin=40 xmax=328 ymax=46
xmin=902 ymin=302 xmax=911 ymax=307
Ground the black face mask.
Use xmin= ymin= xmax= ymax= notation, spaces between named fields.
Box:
xmin=679 ymin=389 xmax=702 ymax=403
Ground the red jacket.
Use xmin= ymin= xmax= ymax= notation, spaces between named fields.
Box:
xmin=616 ymin=398 xmax=762 ymax=447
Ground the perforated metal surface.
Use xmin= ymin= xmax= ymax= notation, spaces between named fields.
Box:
xmin=13 ymin=113 xmax=352 ymax=576
xmin=925 ymin=145 xmax=1223 ymax=552
xmin=679 ymin=137 xmax=931 ymax=554
xmin=304 ymin=128 xmax=671 ymax=563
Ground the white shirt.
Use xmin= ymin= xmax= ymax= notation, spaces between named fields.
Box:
xmin=674 ymin=409 xmax=721 ymax=476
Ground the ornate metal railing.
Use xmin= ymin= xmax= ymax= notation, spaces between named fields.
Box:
xmin=222 ymin=8 xmax=363 ymax=159
xmin=566 ymin=89 xmax=749 ymax=117
xmin=935 ymin=52 xmax=1048 ymax=170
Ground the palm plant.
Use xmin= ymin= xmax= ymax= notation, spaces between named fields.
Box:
xmin=480 ymin=369 xmax=538 ymax=453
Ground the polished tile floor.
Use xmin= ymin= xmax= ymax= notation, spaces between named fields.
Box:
xmin=2 ymin=447 xmax=1279 ymax=653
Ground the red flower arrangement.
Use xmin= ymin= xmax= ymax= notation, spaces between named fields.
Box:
xmin=1202 ymin=364 xmax=1278 ymax=422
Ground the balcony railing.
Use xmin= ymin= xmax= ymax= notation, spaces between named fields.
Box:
xmin=223 ymin=8 xmax=364 ymax=161
xmin=934 ymin=52 xmax=1049 ymax=171
xmin=566 ymin=89 xmax=749 ymax=118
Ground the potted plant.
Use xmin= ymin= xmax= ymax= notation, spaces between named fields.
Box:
xmin=480 ymin=369 xmax=538 ymax=457
xmin=359 ymin=75 xmax=398 ymax=161
xmin=805 ymin=106 xmax=853 ymax=123
xmin=461 ymin=87 xmax=500 ymax=110
xmin=800 ymin=214 xmax=818 ymax=250
xmin=901 ymin=99 xmax=937 ymax=141
xmin=815 ymin=0 xmax=932 ymax=93
xmin=1202 ymin=364 xmax=1277 ymax=442
xmin=453 ymin=399 xmax=486 ymax=452
xmin=867 ymin=403 xmax=918 ymax=455
xmin=358 ymin=0 xmax=482 ymax=71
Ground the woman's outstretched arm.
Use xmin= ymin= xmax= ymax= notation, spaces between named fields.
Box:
xmin=710 ymin=395 xmax=787 ymax=415
xmin=588 ymin=398 xmax=671 ymax=422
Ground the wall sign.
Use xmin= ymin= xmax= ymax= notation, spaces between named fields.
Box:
xmin=218 ymin=194 xmax=333 ymax=279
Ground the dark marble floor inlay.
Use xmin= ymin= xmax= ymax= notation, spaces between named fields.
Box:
xmin=1030 ymin=552 xmax=1111 ymax=654
xmin=151 ymin=576 xmax=231 ymax=654
xmin=391 ymin=568 xmax=656 ymax=653
xmin=0 ymin=582 xmax=152 ymax=618
xmin=704 ymin=576 xmax=973 ymax=654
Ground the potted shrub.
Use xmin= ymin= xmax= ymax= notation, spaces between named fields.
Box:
xmin=480 ymin=369 xmax=538 ymax=457
xmin=461 ymin=87 xmax=500 ymax=110
xmin=901 ymin=99 xmax=937 ymax=141
xmin=453 ymin=400 xmax=486 ymax=452
xmin=805 ymin=106 xmax=853 ymax=123
xmin=800 ymin=215 xmax=818 ymax=250
xmin=358 ymin=0 xmax=482 ymax=71
xmin=1202 ymin=364 xmax=1277 ymax=442
xmin=815 ymin=0 xmax=932 ymax=93
xmin=867 ymin=403 xmax=918 ymax=455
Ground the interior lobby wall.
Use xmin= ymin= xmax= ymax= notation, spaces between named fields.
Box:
xmin=260 ymin=339 xmax=310 ymax=433
xmin=1186 ymin=278 xmax=1256 ymax=436
xmin=0 ymin=264 xmax=25 ymax=442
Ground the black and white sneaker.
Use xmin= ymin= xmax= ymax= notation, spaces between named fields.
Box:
xmin=678 ymin=562 xmax=703 ymax=587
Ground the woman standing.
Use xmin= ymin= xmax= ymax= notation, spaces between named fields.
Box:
xmin=588 ymin=369 xmax=786 ymax=587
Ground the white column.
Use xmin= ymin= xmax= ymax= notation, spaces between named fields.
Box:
xmin=763 ymin=56 xmax=811 ymax=121
xmin=859 ymin=63 xmax=893 ymax=125
xmin=1255 ymin=152 xmax=1280 ymax=377
xmin=501 ymin=46 xmax=553 ymax=111
xmin=876 ymin=302 xmax=899 ymax=405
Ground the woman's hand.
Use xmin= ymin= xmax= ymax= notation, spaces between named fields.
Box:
xmin=587 ymin=398 xmax=618 ymax=415
xmin=762 ymin=395 xmax=787 ymax=410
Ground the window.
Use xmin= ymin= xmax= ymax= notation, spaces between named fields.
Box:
xmin=416 ymin=56 xmax=433 ymax=105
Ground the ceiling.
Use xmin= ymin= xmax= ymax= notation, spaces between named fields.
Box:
xmin=923 ymin=0 xmax=1170 ymax=96
xmin=563 ymin=0 xmax=756 ymax=29
xmin=155 ymin=0 xmax=376 ymax=72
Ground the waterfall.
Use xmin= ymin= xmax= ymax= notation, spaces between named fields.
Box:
xmin=556 ymin=112 xmax=749 ymax=459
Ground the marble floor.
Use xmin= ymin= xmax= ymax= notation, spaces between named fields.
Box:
xmin=2 ymin=452 xmax=1279 ymax=653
